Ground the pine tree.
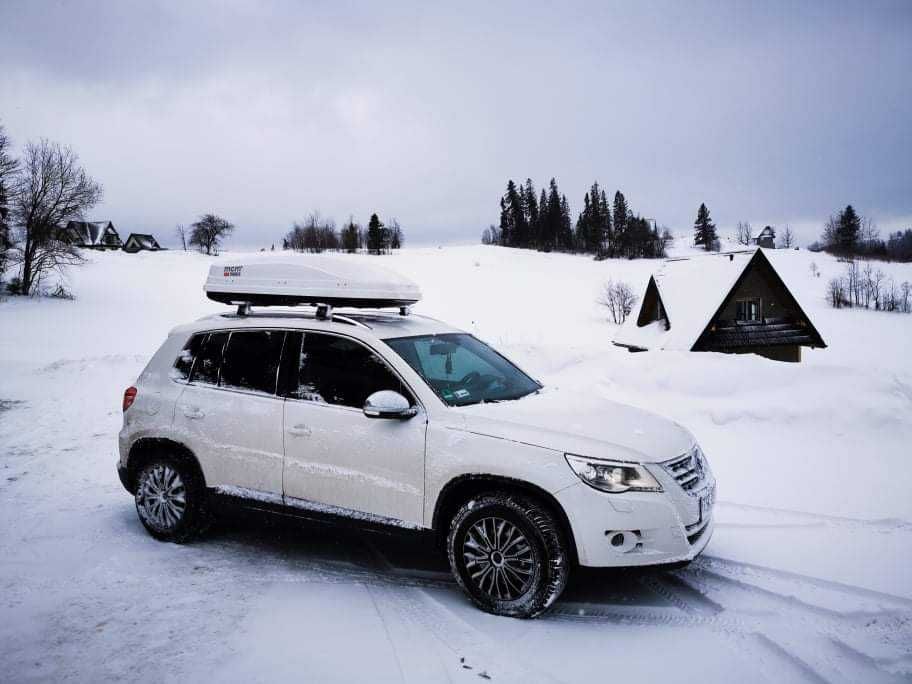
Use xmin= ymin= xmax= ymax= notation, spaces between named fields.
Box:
xmin=540 ymin=178 xmax=562 ymax=252
xmin=559 ymin=194 xmax=573 ymax=250
xmin=837 ymin=205 xmax=861 ymax=255
xmin=523 ymin=179 xmax=538 ymax=246
xmin=613 ymin=191 xmax=629 ymax=257
xmin=342 ymin=217 xmax=360 ymax=253
xmin=367 ymin=213 xmax=384 ymax=254
xmin=498 ymin=180 xmax=527 ymax=248
xmin=538 ymin=188 xmax=548 ymax=249
xmin=599 ymin=190 xmax=612 ymax=256
xmin=498 ymin=195 xmax=511 ymax=247
xmin=575 ymin=192 xmax=591 ymax=253
xmin=693 ymin=203 xmax=717 ymax=251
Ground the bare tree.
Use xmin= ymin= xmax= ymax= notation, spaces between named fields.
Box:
xmin=189 ymin=214 xmax=234 ymax=255
xmin=597 ymin=279 xmax=638 ymax=324
xmin=822 ymin=214 xmax=839 ymax=251
xmin=0 ymin=123 xmax=18 ymax=278
xmin=826 ymin=277 xmax=846 ymax=308
xmin=779 ymin=224 xmax=795 ymax=249
xmin=860 ymin=216 xmax=879 ymax=252
xmin=388 ymin=218 xmax=403 ymax=249
xmin=809 ymin=261 xmax=819 ymax=278
xmin=9 ymin=139 xmax=102 ymax=295
xmin=736 ymin=221 xmax=752 ymax=246
xmin=175 ymin=224 xmax=188 ymax=251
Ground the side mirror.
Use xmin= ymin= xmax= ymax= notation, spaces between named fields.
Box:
xmin=363 ymin=390 xmax=418 ymax=420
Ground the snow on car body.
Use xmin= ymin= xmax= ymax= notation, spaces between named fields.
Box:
xmin=117 ymin=258 xmax=715 ymax=617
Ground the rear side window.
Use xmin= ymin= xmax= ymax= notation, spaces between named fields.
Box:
xmin=191 ymin=332 xmax=229 ymax=386
xmin=172 ymin=333 xmax=205 ymax=381
xmin=288 ymin=332 xmax=413 ymax=408
xmin=220 ymin=330 xmax=286 ymax=395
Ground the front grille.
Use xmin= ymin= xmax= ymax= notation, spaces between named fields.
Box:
xmin=663 ymin=449 xmax=705 ymax=494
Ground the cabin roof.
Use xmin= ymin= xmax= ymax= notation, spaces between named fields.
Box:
xmin=125 ymin=233 xmax=160 ymax=248
xmin=613 ymin=249 xmax=823 ymax=352
xmin=65 ymin=220 xmax=118 ymax=245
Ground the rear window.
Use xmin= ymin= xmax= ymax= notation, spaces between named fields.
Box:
xmin=172 ymin=333 xmax=205 ymax=381
xmin=220 ymin=330 xmax=286 ymax=394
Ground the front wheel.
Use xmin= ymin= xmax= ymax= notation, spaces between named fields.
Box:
xmin=134 ymin=456 xmax=207 ymax=543
xmin=447 ymin=493 xmax=569 ymax=618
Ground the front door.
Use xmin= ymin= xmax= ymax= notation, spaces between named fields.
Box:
xmin=281 ymin=331 xmax=426 ymax=525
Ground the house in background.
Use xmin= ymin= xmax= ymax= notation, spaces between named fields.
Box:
xmin=613 ymin=249 xmax=826 ymax=362
xmin=60 ymin=221 xmax=122 ymax=250
xmin=122 ymin=233 xmax=162 ymax=253
xmin=752 ymin=225 xmax=776 ymax=248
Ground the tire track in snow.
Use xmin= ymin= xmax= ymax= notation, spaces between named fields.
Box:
xmin=700 ymin=556 xmax=912 ymax=609
xmin=362 ymin=538 xmax=564 ymax=684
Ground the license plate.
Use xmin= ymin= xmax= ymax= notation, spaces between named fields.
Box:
xmin=699 ymin=485 xmax=716 ymax=520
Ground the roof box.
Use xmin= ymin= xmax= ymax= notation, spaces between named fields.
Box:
xmin=204 ymin=258 xmax=422 ymax=308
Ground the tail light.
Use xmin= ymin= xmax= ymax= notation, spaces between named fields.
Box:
xmin=123 ymin=386 xmax=138 ymax=412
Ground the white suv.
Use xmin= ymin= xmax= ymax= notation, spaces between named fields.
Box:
xmin=118 ymin=261 xmax=715 ymax=618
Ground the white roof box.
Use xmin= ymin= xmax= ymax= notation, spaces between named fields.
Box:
xmin=204 ymin=257 xmax=422 ymax=308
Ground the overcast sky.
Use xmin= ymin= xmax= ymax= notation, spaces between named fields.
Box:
xmin=1 ymin=0 xmax=910 ymax=248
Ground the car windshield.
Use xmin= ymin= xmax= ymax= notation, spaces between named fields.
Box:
xmin=384 ymin=333 xmax=541 ymax=407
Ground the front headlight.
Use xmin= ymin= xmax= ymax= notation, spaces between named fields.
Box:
xmin=565 ymin=454 xmax=663 ymax=493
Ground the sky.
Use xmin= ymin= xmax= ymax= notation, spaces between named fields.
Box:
xmin=1 ymin=0 xmax=910 ymax=248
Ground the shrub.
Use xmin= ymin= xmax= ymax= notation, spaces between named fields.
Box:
xmin=598 ymin=279 xmax=638 ymax=324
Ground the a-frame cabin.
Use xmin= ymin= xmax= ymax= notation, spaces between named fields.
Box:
xmin=614 ymin=250 xmax=826 ymax=362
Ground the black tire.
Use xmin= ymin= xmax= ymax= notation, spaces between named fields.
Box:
xmin=447 ymin=492 xmax=569 ymax=618
xmin=133 ymin=454 xmax=208 ymax=543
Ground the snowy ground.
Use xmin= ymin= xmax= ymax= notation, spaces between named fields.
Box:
xmin=1 ymin=243 xmax=911 ymax=682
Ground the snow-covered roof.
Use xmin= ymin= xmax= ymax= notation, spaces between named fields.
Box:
xmin=613 ymin=250 xmax=757 ymax=351
xmin=125 ymin=233 xmax=160 ymax=249
xmin=65 ymin=221 xmax=118 ymax=245
xmin=204 ymin=257 xmax=422 ymax=308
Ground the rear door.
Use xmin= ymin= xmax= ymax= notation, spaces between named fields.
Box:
xmin=281 ymin=331 xmax=427 ymax=525
xmin=173 ymin=329 xmax=287 ymax=494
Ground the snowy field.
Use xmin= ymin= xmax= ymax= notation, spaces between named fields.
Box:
xmin=2 ymin=243 xmax=911 ymax=683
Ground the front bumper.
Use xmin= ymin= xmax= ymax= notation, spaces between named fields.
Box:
xmin=555 ymin=479 xmax=715 ymax=567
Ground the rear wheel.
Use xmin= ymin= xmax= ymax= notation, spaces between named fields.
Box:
xmin=447 ymin=492 xmax=569 ymax=618
xmin=134 ymin=455 xmax=207 ymax=543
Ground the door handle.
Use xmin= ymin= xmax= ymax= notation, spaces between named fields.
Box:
xmin=288 ymin=424 xmax=312 ymax=437
xmin=182 ymin=406 xmax=205 ymax=420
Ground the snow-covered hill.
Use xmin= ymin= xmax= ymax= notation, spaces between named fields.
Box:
xmin=2 ymin=245 xmax=911 ymax=682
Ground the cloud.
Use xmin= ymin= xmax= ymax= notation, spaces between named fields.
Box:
xmin=1 ymin=0 xmax=909 ymax=247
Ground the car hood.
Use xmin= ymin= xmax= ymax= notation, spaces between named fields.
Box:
xmin=455 ymin=389 xmax=694 ymax=464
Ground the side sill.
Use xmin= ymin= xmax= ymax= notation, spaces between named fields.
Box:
xmin=209 ymin=485 xmax=429 ymax=535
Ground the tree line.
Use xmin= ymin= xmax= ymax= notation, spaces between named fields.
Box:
xmin=826 ymin=260 xmax=911 ymax=314
xmin=484 ymin=178 xmax=671 ymax=259
xmin=812 ymin=205 xmax=912 ymax=262
xmin=283 ymin=212 xmax=403 ymax=255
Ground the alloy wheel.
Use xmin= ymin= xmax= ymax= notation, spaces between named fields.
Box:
xmin=136 ymin=464 xmax=187 ymax=531
xmin=462 ymin=516 xmax=535 ymax=601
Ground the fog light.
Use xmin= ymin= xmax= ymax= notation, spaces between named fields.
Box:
xmin=604 ymin=530 xmax=639 ymax=553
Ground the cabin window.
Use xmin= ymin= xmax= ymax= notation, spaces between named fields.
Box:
xmin=736 ymin=298 xmax=762 ymax=323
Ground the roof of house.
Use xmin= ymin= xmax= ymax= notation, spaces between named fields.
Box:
xmin=65 ymin=221 xmax=118 ymax=245
xmin=125 ymin=233 xmax=160 ymax=248
xmin=613 ymin=249 xmax=821 ymax=352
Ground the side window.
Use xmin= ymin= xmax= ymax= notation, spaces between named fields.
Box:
xmin=220 ymin=330 xmax=286 ymax=394
xmin=172 ymin=333 xmax=205 ymax=381
xmin=190 ymin=332 xmax=228 ymax=386
xmin=291 ymin=333 xmax=412 ymax=408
